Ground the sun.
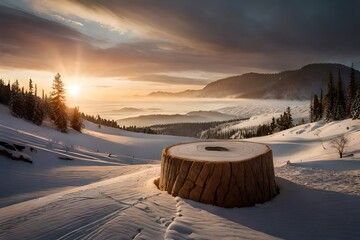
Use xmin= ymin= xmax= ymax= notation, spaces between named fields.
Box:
xmin=69 ymin=84 xmax=81 ymax=97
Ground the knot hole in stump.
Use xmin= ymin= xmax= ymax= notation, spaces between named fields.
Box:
xmin=205 ymin=146 xmax=229 ymax=151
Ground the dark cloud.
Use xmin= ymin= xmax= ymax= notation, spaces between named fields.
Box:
xmin=0 ymin=5 xmax=274 ymax=78
xmin=1 ymin=1 xmax=360 ymax=83
xmin=61 ymin=0 xmax=360 ymax=54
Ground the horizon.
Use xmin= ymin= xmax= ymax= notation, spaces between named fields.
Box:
xmin=1 ymin=1 xmax=360 ymax=104
xmin=1 ymin=62 xmax=358 ymax=107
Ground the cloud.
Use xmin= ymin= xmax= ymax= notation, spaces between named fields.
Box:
xmin=33 ymin=0 xmax=360 ymax=55
xmin=51 ymin=14 xmax=84 ymax=26
xmin=0 ymin=5 xmax=87 ymax=71
xmin=1 ymin=1 xmax=360 ymax=84
xmin=130 ymin=74 xmax=210 ymax=86
xmin=0 ymin=5 xmax=274 ymax=78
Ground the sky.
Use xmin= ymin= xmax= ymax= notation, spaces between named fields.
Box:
xmin=1 ymin=0 xmax=360 ymax=103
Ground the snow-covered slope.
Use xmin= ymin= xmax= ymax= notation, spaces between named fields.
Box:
xmin=254 ymin=119 xmax=360 ymax=166
xmin=0 ymin=104 xmax=359 ymax=239
xmin=216 ymin=100 xmax=309 ymax=120
xmin=213 ymin=101 xmax=310 ymax=134
xmin=0 ymin=105 xmax=195 ymax=207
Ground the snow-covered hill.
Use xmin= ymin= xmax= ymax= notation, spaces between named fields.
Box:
xmin=0 ymin=105 xmax=194 ymax=207
xmin=0 ymin=104 xmax=359 ymax=239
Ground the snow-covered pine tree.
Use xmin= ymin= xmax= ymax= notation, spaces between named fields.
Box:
xmin=70 ymin=106 xmax=84 ymax=132
xmin=347 ymin=63 xmax=357 ymax=118
xmin=324 ymin=72 xmax=336 ymax=121
xmin=334 ymin=70 xmax=346 ymax=120
xmin=352 ymin=90 xmax=360 ymax=119
xmin=50 ymin=73 xmax=68 ymax=132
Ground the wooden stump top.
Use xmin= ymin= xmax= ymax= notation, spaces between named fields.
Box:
xmin=167 ymin=141 xmax=270 ymax=162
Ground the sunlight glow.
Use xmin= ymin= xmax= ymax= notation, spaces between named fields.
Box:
xmin=69 ymin=84 xmax=81 ymax=97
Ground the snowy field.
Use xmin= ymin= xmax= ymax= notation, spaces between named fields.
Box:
xmin=0 ymin=104 xmax=359 ymax=239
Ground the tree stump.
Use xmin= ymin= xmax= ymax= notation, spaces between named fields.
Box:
xmin=158 ymin=141 xmax=277 ymax=208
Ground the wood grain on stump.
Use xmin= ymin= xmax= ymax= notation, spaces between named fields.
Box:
xmin=158 ymin=141 xmax=277 ymax=208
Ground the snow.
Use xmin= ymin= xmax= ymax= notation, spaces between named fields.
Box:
xmin=216 ymin=100 xmax=309 ymax=121
xmin=0 ymin=105 xmax=194 ymax=207
xmin=168 ymin=141 xmax=269 ymax=162
xmin=0 ymin=104 xmax=359 ymax=239
xmin=213 ymin=102 xmax=309 ymax=134
xmin=253 ymin=119 xmax=360 ymax=166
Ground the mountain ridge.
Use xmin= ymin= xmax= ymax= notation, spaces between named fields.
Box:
xmin=148 ymin=63 xmax=360 ymax=100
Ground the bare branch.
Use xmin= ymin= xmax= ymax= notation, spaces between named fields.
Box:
xmin=331 ymin=134 xmax=348 ymax=158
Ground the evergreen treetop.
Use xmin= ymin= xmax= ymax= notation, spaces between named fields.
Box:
xmin=50 ymin=73 xmax=68 ymax=133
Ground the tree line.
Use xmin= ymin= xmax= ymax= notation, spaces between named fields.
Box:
xmin=0 ymin=73 xmax=83 ymax=133
xmin=310 ymin=64 xmax=360 ymax=122
xmin=81 ymin=113 xmax=121 ymax=129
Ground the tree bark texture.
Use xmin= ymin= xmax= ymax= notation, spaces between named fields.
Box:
xmin=158 ymin=141 xmax=278 ymax=208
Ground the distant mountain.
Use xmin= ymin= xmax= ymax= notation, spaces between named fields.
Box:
xmin=148 ymin=63 xmax=360 ymax=100
xmin=117 ymin=110 xmax=237 ymax=127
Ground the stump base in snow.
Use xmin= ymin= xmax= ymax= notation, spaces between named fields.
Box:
xmin=158 ymin=141 xmax=277 ymax=208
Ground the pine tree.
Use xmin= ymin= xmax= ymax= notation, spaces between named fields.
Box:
xmin=9 ymin=80 xmax=24 ymax=118
xmin=352 ymin=90 xmax=360 ymax=119
xmin=286 ymin=107 xmax=294 ymax=128
xmin=70 ymin=106 xmax=84 ymax=132
xmin=277 ymin=113 xmax=286 ymax=131
xmin=32 ymin=98 xmax=45 ymax=125
xmin=270 ymin=117 xmax=276 ymax=132
xmin=42 ymin=94 xmax=51 ymax=118
xmin=0 ymin=79 xmax=10 ymax=105
xmin=347 ymin=63 xmax=357 ymax=118
xmin=334 ymin=70 xmax=346 ymax=120
xmin=50 ymin=73 xmax=68 ymax=132
xmin=324 ymin=72 xmax=336 ymax=121
xmin=311 ymin=94 xmax=322 ymax=122
xmin=319 ymin=89 xmax=323 ymax=119
xmin=25 ymin=79 xmax=35 ymax=121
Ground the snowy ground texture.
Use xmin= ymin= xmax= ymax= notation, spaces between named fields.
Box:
xmin=0 ymin=104 xmax=359 ymax=239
